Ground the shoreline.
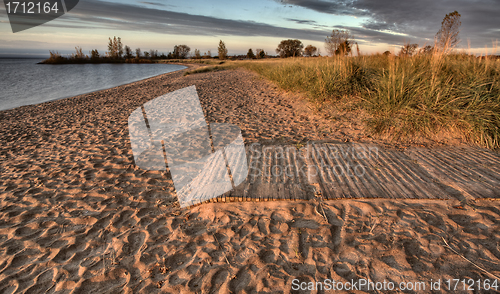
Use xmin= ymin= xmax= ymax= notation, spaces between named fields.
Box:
xmin=0 ymin=66 xmax=499 ymax=293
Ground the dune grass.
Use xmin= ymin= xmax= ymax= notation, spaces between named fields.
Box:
xmin=183 ymin=63 xmax=235 ymax=76
xmin=160 ymin=59 xmax=226 ymax=65
xmin=231 ymin=54 xmax=500 ymax=149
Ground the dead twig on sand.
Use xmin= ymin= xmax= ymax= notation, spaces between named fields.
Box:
xmin=441 ymin=237 xmax=500 ymax=280
xmin=314 ymin=203 xmax=328 ymax=222
xmin=213 ymin=234 xmax=230 ymax=265
xmin=369 ymin=218 xmax=378 ymax=234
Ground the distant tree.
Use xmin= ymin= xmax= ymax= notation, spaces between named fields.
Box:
xmin=435 ymin=11 xmax=461 ymax=51
xmin=73 ymin=46 xmax=85 ymax=59
xmin=135 ymin=48 xmax=142 ymax=58
xmin=256 ymin=49 xmax=265 ymax=59
xmin=276 ymin=39 xmax=303 ymax=58
xmin=194 ymin=49 xmax=201 ymax=59
xmin=117 ymin=38 xmax=123 ymax=58
xmin=51 ymin=51 xmax=64 ymax=60
xmin=325 ymin=29 xmax=354 ymax=56
xmin=124 ymin=45 xmax=133 ymax=59
xmin=149 ymin=49 xmax=158 ymax=59
xmin=247 ymin=48 xmax=255 ymax=59
xmin=303 ymin=45 xmax=317 ymax=57
xmin=337 ymin=40 xmax=352 ymax=56
xmin=218 ymin=40 xmax=228 ymax=60
xmin=207 ymin=50 xmax=211 ymax=58
xmin=399 ymin=43 xmax=419 ymax=56
xmin=420 ymin=45 xmax=434 ymax=54
xmin=106 ymin=37 xmax=116 ymax=58
xmin=159 ymin=53 xmax=167 ymax=59
xmin=173 ymin=45 xmax=190 ymax=59
xmin=48 ymin=51 xmax=65 ymax=63
xmin=144 ymin=51 xmax=150 ymax=58
xmin=90 ymin=49 xmax=100 ymax=61
xmin=382 ymin=50 xmax=391 ymax=56
xmin=107 ymin=36 xmax=123 ymax=59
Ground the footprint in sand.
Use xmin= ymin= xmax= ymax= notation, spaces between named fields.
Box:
xmin=121 ymin=231 xmax=147 ymax=257
xmin=229 ymin=266 xmax=253 ymax=293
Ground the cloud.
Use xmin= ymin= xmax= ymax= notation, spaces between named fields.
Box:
xmin=276 ymin=0 xmax=370 ymax=17
xmin=277 ymin=0 xmax=500 ymax=47
xmin=286 ymin=18 xmax=318 ymax=25
xmin=61 ymin=0 xmax=423 ymax=48
xmin=139 ymin=1 xmax=167 ymax=7
xmin=63 ymin=0 xmax=329 ymax=41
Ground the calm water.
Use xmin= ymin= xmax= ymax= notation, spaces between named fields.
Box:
xmin=0 ymin=59 xmax=187 ymax=111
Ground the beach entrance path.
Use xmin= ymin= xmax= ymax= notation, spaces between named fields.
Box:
xmin=209 ymin=142 xmax=500 ymax=203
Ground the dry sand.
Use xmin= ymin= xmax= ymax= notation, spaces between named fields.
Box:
xmin=0 ymin=66 xmax=499 ymax=293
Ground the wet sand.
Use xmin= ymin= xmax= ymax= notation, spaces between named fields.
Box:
xmin=0 ymin=66 xmax=499 ymax=293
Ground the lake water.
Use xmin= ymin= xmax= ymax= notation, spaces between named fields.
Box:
xmin=0 ymin=59 xmax=187 ymax=111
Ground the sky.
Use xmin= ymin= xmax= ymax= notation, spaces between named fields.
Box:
xmin=0 ymin=0 xmax=498 ymax=57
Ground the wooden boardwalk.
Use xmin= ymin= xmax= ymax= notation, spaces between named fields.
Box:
xmin=208 ymin=142 xmax=500 ymax=203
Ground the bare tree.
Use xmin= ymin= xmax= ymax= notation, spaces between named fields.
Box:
xmin=218 ymin=40 xmax=228 ymax=60
xmin=325 ymin=29 xmax=353 ymax=56
xmin=194 ymin=49 xmax=201 ymax=59
xmin=435 ymin=11 xmax=461 ymax=52
xmin=107 ymin=36 xmax=123 ymax=59
xmin=303 ymin=45 xmax=318 ymax=57
xmin=149 ymin=49 xmax=159 ymax=59
xmin=135 ymin=48 xmax=141 ymax=58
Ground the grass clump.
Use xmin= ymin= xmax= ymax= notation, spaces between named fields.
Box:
xmin=363 ymin=53 xmax=500 ymax=148
xmin=161 ymin=59 xmax=226 ymax=65
xmin=238 ymin=58 xmax=369 ymax=103
xmin=183 ymin=63 xmax=234 ymax=76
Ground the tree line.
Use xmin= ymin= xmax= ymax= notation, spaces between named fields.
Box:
xmin=274 ymin=11 xmax=462 ymax=58
xmin=42 ymin=11 xmax=463 ymax=64
xmin=42 ymin=39 xmax=236 ymax=64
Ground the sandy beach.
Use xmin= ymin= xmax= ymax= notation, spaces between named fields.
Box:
xmin=1 ymin=66 xmax=499 ymax=293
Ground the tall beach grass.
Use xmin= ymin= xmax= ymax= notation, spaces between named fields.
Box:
xmin=236 ymin=53 xmax=500 ymax=149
